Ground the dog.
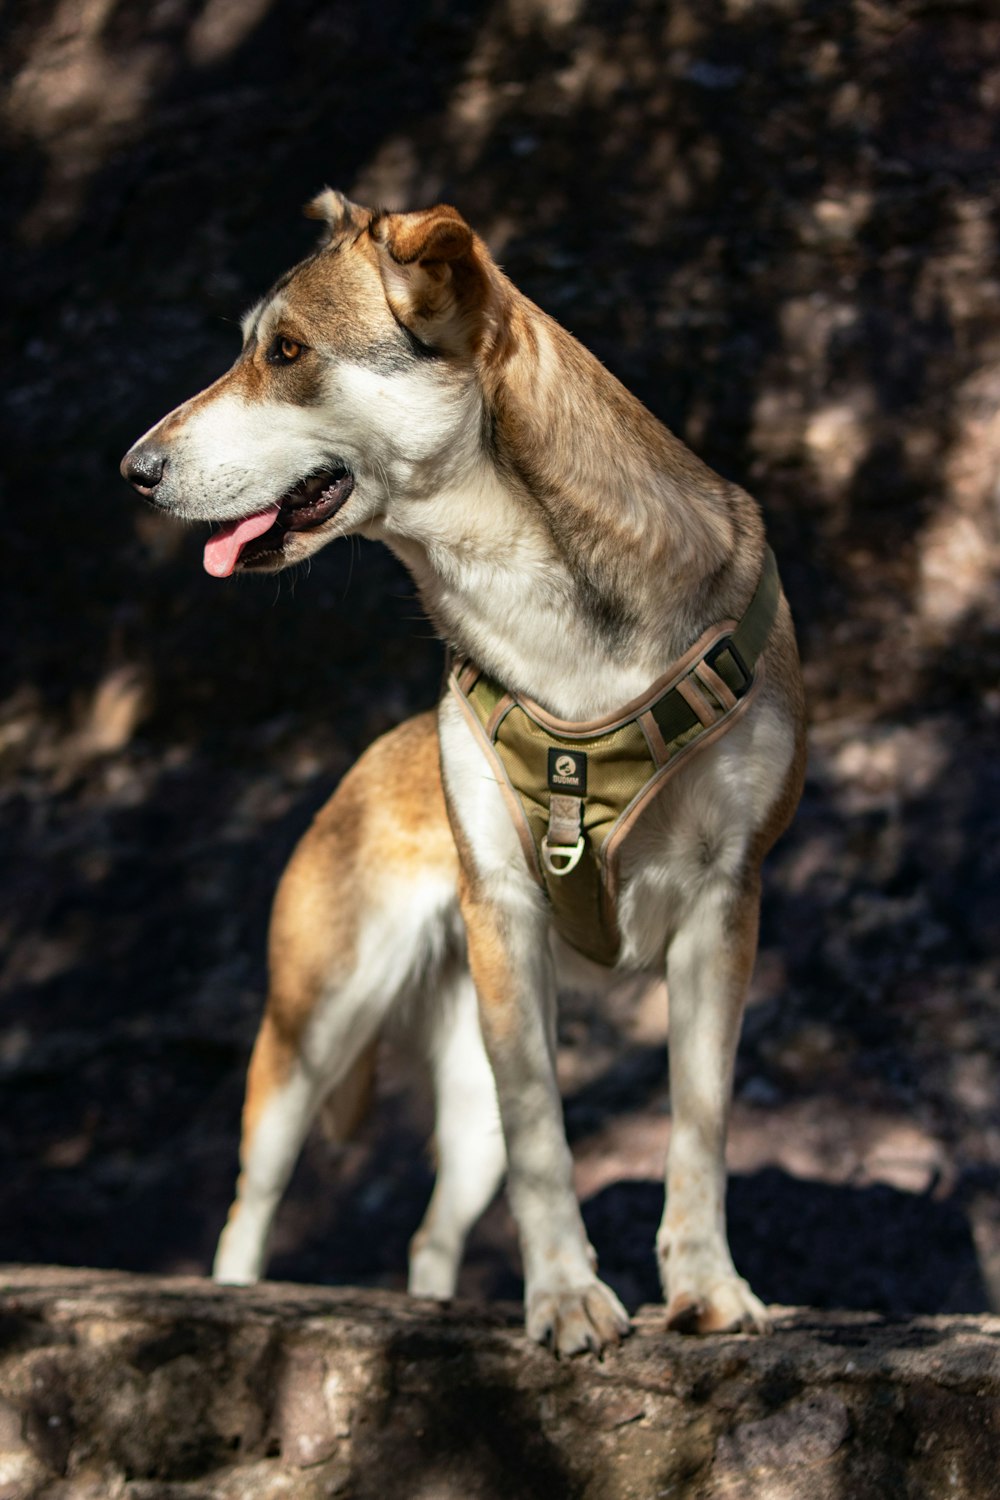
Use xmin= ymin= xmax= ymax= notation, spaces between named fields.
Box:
xmin=122 ymin=191 xmax=806 ymax=1356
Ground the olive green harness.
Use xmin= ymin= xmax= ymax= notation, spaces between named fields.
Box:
xmin=449 ymin=548 xmax=781 ymax=967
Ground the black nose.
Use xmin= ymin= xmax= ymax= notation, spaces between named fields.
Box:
xmin=121 ymin=444 xmax=166 ymax=496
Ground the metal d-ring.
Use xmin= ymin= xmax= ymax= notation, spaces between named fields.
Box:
xmin=541 ymin=835 xmax=585 ymax=877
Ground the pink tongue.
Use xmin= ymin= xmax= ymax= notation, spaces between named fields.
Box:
xmin=203 ymin=508 xmax=280 ymax=578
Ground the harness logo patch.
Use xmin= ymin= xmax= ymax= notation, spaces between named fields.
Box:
xmin=548 ymin=748 xmax=588 ymax=793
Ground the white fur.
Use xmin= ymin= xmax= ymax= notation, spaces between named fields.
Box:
xmin=616 ymin=698 xmax=795 ymax=969
xmin=213 ymin=1063 xmax=316 ymax=1284
xmin=304 ymin=869 xmax=462 ymax=1070
xmin=383 ymin=489 xmax=660 ymax=717
xmin=142 ymin=389 xmax=344 ymax=523
xmin=332 ymin=361 xmax=485 ymax=483
xmin=408 ymin=970 xmax=506 ymax=1299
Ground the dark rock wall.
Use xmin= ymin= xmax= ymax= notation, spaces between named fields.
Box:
xmin=1 ymin=1 xmax=998 ymax=1316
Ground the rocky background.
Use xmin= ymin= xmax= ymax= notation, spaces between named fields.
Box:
xmin=1 ymin=0 xmax=999 ymax=1330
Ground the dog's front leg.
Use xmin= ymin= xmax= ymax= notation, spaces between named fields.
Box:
xmin=441 ymin=699 xmax=628 ymax=1354
xmin=658 ymin=871 xmax=770 ymax=1334
xmin=458 ymin=867 xmax=630 ymax=1355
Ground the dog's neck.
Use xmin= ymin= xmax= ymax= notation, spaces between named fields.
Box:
xmin=374 ymin=281 xmax=765 ymax=720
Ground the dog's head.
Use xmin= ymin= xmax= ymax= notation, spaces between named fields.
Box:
xmin=121 ymin=193 xmax=503 ymax=576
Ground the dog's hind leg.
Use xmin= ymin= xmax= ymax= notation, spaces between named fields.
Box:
xmin=213 ymin=1008 xmax=356 ymax=1286
xmin=408 ymin=967 xmax=506 ymax=1299
xmin=212 ymin=924 xmax=404 ymax=1286
xmin=214 ymin=711 xmax=461 ymax=1286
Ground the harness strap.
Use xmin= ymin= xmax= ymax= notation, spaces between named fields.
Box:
xmin=542 ymin=793 xmax=585 ymax=875
xmin=450 ymin=547 xmax=782 ymax=966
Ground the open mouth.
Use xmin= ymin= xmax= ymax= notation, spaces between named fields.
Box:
xmin=203 ymin=467 xmax=355 ymax=578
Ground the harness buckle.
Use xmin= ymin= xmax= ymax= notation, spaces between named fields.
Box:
xmin=541 ymin=834 xmax=586 ymax=877
xmin=703 ymin=635 xmax=752 ymax=697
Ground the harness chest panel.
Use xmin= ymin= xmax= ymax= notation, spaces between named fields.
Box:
xmin=449 ymin=549 xmax=781 ymax=968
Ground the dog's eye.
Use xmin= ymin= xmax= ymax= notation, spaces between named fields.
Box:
xmin=268 ymin=336 xmax=304 ymax=365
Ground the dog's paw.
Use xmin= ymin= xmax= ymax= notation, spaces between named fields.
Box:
xmin=407 ymin=1238 xmax=459 ymax=1301
xmin=212 ymin=1261 xmax=260 ymax=1287
xmin=664 ymin=1274 xmax=770 ymax=1336
xmin=526 ymin=1280 xmax=631 ymax=1357
xmin=212 ymin=1224 xmax=264 ymax=1286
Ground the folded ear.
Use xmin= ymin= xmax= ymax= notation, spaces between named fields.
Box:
xmin=369 ymin=205 xmax=488 ymax=352
xmin=371 ymin=204 xmax=473 ymax=266
xmin=304 ymin=188 xmax=370 ymax=245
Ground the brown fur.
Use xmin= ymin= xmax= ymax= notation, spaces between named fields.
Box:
xmin=455 ymin=862 xmax=524 ymax=1054
xmin=264 ymin=711 xmax=453 ymax=1049
xmin=240 ymin=1013 xmax=297 ymax=1150
xmin=316 ymin=1038 xmax=378 ymax=1144
xmin=242 ymin=712 xmax=454 ymax=1136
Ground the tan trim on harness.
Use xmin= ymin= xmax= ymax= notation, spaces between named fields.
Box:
xmin=449 ymin=548 xmax=781 ymax=967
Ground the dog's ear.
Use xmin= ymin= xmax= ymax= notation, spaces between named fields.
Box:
xmin=371 ymin=204 xmax=473 ymax=267
xmin=304 ymin=188 xmax=369 ymax=245
xmin=369 ymin=205 xmax=490 ymax=353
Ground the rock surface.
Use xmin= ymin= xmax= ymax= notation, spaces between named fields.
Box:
xmin=0 ymin=1268 xmax=998 ymax=1499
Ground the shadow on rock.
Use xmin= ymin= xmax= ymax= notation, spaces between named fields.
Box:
xmin=583 ymin=1170 xmax=990 ymax=1317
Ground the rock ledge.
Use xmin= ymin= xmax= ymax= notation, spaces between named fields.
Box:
xmin=0 ymin=1267 xmax=997 ymax=1498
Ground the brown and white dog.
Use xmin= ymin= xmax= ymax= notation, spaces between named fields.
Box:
xmin=122 ymin=192 xmax=806 ymax=1356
